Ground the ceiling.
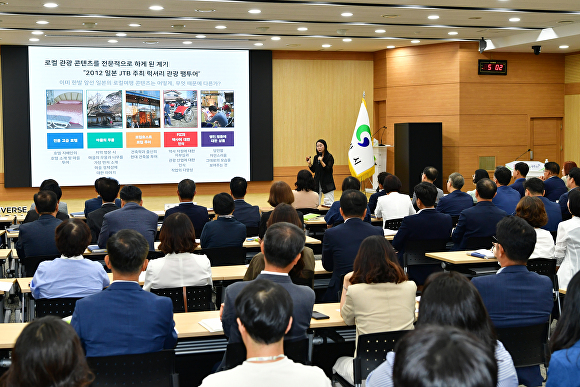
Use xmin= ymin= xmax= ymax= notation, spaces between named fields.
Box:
xmin=2 ymin=0 xmax=580 ymax=53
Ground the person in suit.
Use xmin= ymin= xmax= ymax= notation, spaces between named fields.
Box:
xmin=84 ymin=177 xmax=122 ymax=217
xmin=97 ymin=185 xmax=158 ymax=250
xmin=435 ymin=172 xmax=473 ymax=216
xmin=16 ymin=190 xmax=62 ymax=259
xmin=492 ymin=166 xmax=521 ymax=215
xmin=230 ymin=176 xmax=260 ymax=229
xmin=201 ymin=193 xmax=247 ymax=248
xmin=472 ymin=216 xmax=553 ymax=387
xmin=452 ymin=178 xmax=507 ymax=250
xmin=509 ymin=161 xmax=529 ymax=198
xmin=86 ymin=177 xmax=121 ymax=243
xmin=543 ymin=161 xmax=568 ymax=202
xmin=165 ymin=179 xmax=210 ymax=238
xmin=221 ymin=222 xmax=315 ymax=345
xmin=71 ymin=229 xmax=177 ymax=357
xmin=324 ymin=177 xmax=372 ymax=226
xmin=367 ymin=172 xmax=390 ymax=215
xmin=392 ymin=182 xmax=453 ymax=284
xmin=322 ymin=190 xmax=383 ymax=302
xmin=411 ymin=166 xmax=444 ymax=210
xmin=23 ymin=179 xmax=69 ymax=223
xmin=201 ymin=280 xmax=330 ymax=387
xmin=523 ymin=177 xmax=561 ymax=232
xmin=559 ymin=167 xmax=580 ymax=221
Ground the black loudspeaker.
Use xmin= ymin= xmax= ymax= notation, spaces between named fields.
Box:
xmin=394 ymin=123 xmax=443 ymax=195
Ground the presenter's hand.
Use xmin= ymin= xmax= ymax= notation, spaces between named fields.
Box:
xmin=318 ymin=156 xmax=323 ymax=162
xmin=306 ymin=156 xmax=311 ymax=163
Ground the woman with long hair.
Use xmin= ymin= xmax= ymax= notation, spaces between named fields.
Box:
xmin=307 ymin=139 xmax=335 ymax=205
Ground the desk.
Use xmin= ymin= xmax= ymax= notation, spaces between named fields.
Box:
xmin=560 ymin=289 xmax=566 ymax=295
xmin=0 ymin=214 xmax=26 ymax=224
xmin=425 ymin=251 xmax=498 ymax=265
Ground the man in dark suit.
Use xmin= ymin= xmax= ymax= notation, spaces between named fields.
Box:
xmin=98 ymin=185 xmax=158 ymax=250
xmin=16 ymin=190 xmax=62 ymax=259
xmin=84 ymin=177 xmax=122 ymax=217
xmin=221 ymin=222 xmax=315 ymax=344
xmin=200 ymin=193 xmax=246 ymax=248
xmin=71 ymin=229 xmax=177 ymax=357
xmin=523 ymin=178 xmax=562 ymax=232
xmin=509 ymin=161 xmax=529 ymax=198
xmin=368 ymin=172 xmax=390 ymax=215
xmin=435 ymin=172 xmax=473 ymax=216
xmin=22 ymin=181 xmax=69 ymax=224
xmin=411 ymin=166 xmax=444 ymax=210
xmin=393 ymin=182 xmax=453 ymax=284
xmin=543 ymin=161 xmax=567 ymax=202
xmin=492 ymin=166 xmax=521 ymax=215
xmin=559 ymin=167 xmax=580 ymax=221
xmin=472 ymin=216 xmax=553 ymax=387
xmin=86 ymin=177 xmax=121 ymax=243
xmin=165 ymin=179 xmax=209 ymax=238
xmin=452 ymin=178 xmax=507 ymax=250
xmin=230 ymin=176 xmax=260 ymax=229
xmin=322 ymin=189 xmax=383 ymax=302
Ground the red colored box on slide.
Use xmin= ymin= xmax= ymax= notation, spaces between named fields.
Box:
xmin=164 ymin=132 xmax=198 ymax=147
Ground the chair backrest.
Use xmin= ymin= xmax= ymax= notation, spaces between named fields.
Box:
xmin=20 ymin=254 xmax=60 ymax=277
xmin=224 ymin=338 xmax=310 ymax=370
xmin=495 ymin=323 xmax=549 ymax=368
xmin=384 ymin=218 xmax=403 ymax=230
xmin=403 ymin=239 xmax=448 ymax=266
xmin=291 ymin=270 xmax=314 ymax=289
xmin=465 ymin=236 xmax=493 ymax=250
xmin=245 ymin=226 xmax=259 ymax=237
xmin=353 ymin=330 xmax=408 ymax=385
xmin=296 ymin=208 xmax=322 ymax=216
xmin=150 ymin=285 xmax=213 ymax=313
xmin=86 ymin=349 xmax=178 ymax=387
xmin=35 ymin=297 xmax=81 ymax=319
xmin=202 ymin=246 xmax=246 ymax=266
xmin=527 ymin=258 xmax=558 ymax=292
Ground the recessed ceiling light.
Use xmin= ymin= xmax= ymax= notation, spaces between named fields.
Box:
xmin=149 ymin=5 xmax=163 ymax=11
xmin=411 ymin=40 xmax=420 ymax=43
xmin=29 ymin=38 xmax=39 ymax=42
xmin=387 ymin=45 xmax=396 ymax=49
xmin=448 ymin=31 xmax=458 ymax=35
xmin=196 ymin=35 xmax=206 ymax=38
xmin=172 ymin=24 xmax=185 ymax=30
xmin=382 ymin=14 xmax=399 ymax=18
xmin=83 ymin=22 xmax=97 ymax=28
xmin=36 ymin=20 xmax=49 ymax=25
xmin=248 ymin=9 xmax=261 ymax=14
xmin=297 ymin=27 xmax=308 ymax=31
xmin=254 ymin=43 xmax=263 ymax=46
xmin=428 ymin=15 xmax=439 ymax=20
xmin=143 ymin=40 xmax=159 ymax=44
xmin=343 ymin=38 xmax=352 ymax=42
xmin=195 ymin=9 xmax=215 ymax=12
xmin=108 ymin=39 xmax=118 ymax=43
xmin=375 ymin=29 xmax=386 ymax=33
xmin=215 ymin=25 xmax=227 ymax=29
xmin=509 ymin=17 xmax=520 ymax=22
xmin=560 ymin=45 xmax=570 ymax=49
xmin=43 ymin=2 xmax=58 ymax=7
xmin=32 ymin=31 xmax=43 ymax=35
xmin=183 ymin=41 xmax=192 ymax=45
xmin=341 ymin=12 xmax=353 ymax=17
xmin=0 ymin=2 xmax=7 ymax=5
xmin=322 ymin=44 xmax=331 ymax=48
xmin=271 ymin=36 xmax=281 ymax=41
xmin=129 ymin=23 xmax=141 ymax=27
xmin=116 ymin=33 xmax=127 ymax=37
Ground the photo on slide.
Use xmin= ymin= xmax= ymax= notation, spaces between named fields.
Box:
xmin=163 ymin=90 xmax=197 ymax=128
xmin=86 ymin=90 xmax=122 ymax=128
xmin=125 ymin=90 xmax=160 ymax=129
xmin=200 ymin=90 xmax=234 ymax=128
xmin=46 ymin=90 xmax=84 ymax=129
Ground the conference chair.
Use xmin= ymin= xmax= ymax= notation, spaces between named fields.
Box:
xmin=20 ymin=254 xmax=60 ymax=277
xmin=223 ymin=338 xmax=310 ymax=370
xmin=150 ymin=285 xmax=214 ymax=313
xmin=34 ymin=297 xmax=81 ymax=319
xmin=245 ymin=226 xmax=259 ymax=237
xmin=295 ymin=208 xmax=323 ymax=216
xmin=333 ymin=330 xmax=408 ymax=387
xmin=402 ymin=239 xmax=448 ymax=272
xmin=465 ymin=236 xmax=494 ymax=250
xmin=383 ymin=218 xmax=403 ymax=230
xmin=200 ymin=246 xmax=246 ymax=266
xmin=526 ymin=258 xmax=561 ymax=318
xmin=495 ymin=322 xmax=549 ymax=369
xmin=86 ymin=349 xmax=179 ymax=387
xmin=291 ymin=269 xmax=315 ymax=289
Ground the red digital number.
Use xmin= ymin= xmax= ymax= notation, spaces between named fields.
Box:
xmin=495 ymin=64 xmax=503 ymax=71
xmin=487 ymin=64 xmax=492 ymax=71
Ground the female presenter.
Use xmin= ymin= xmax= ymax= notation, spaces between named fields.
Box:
xmin=307 ymin=139 xmax=335 ymax=205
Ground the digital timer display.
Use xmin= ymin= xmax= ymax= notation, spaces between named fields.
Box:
xmin=478 ymin=59 xmax=508 ymax=75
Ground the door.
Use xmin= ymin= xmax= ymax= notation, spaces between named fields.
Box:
xmin=530 ymin=118 xmax=562 ymax=165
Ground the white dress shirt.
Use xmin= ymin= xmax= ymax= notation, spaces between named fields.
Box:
xmin=556 ymin=217 xmax=580 ymax=289
xmin=529 ymin=228 xmax=555 ymax=260
xmin=374 ymin=192 xmax=416 ymax=227
xmin=143 ymin=252 xmax=212 ymax=291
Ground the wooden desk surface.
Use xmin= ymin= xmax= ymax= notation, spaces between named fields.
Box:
xmin=560 ymin=288 xmax=566 ymax=294
xmin=0 ymin=230 xmax=5 ymax=237
xmin=425 ymin=251 xmax=498 ymax=265
xmin=0 ymin=323 xmax=28 ymax=349
xmin=0 ymin=249 xmax=12 ymax=259
xmin=0 ymin=214 xmax=26 ymax=224
xmin=0 ymin=278 xmax=15 ymax=295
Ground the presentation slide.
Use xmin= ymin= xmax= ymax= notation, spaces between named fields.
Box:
xmin=28 ymin=47 xmax=250 ymax=187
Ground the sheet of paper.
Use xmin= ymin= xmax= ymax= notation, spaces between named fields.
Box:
xmin=199 ymin=318 xmax=223 ymax=332
xmin=0 ymin=281 xmax=13 ymax=292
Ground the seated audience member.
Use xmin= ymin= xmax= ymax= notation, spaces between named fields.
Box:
xmin=165 ymin=179 xmax=210 ymax=238
xmin=411 ymin=166 xmax=444 ymax=210
xmin=244 ymin=204 xmax=315 ymax=287
xmin=23 ymin=179 xmax=69 ymax=223
xmin=332 ymin=236 xmax=416 ymax=384
xmin=509 ymin=161 xmax=529 ymax=198
xmin=556 ymin=188 xmax=580 ymax=289
xmin=324 ymin=177 xmax=372 ymax=226
xmin=373 ymin=174 xmax=415 ymax=227
xmin=452 ymin=178 xmax=507 ymax=250
xmin=559 ymin=167 xmax=580 ymax=221
xmin=98 ymin=185 xmax=158 ymax=250
xmin=0 ymin=316 xmax=94 ymax=387
xmin=515 ymin=197 xmax=555 ymax=260
xmin=222 ymin=222 xmax=315 ymax=345
xmin=71 ymin=230 xmax=177 ymax=357
xmin=547 ymin=271 xmax=580 ymax=387
xmin=492 ymin=166 xmax=521 ymax=215
xmin=16 ymin=190 xmax=62 ymax=259
xmin=368 ymin=172 xmax=390 ymax=215
xmin=392 ymin=326 xmax=498 ymax=387
xmin=259 ymin=181 xmax=304 ymax=239
xmin=543 ymin=161 xmax=568 ymax=201
xmin=322 ymin=190 xmax=383 ymax=302
xmin=392 ymin=182 xmax=452 ymax=284
xmin=436 ymin=172 xmax=473 ymax=216
xmin=467 ymin=169 xmax=491 ymax=203
xmin=31 ymin=219 xmax=109 ymax=299
xmin=472 ymin=216 xmax=553 ymax=387
xmin=366 ymin=271 xmax=517 ymax=387
xmin=201 ymin=193 xmax=247 ymax=249
xmin=561 ymin=161 xmax=578 ymax=190
xmin=86 ymin=177 xmax=121 ymax=244
xmin=230 ymin=176 xmax=260 ymax=229
xmin=201 ymin=280 xmax=330 ymax=387
xmin=84 ymin=177 xmax=121 ymax=217
xmin=292 ymin=169 xmax=319 ymax=210
xmin=143 ymin=212 xmax=211 ymax=291
xmin=523 ymin=177 xmax=562 ymax=232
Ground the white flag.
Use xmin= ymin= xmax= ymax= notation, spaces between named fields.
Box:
xmin=348 ymin=98 xmax=375 ymax=180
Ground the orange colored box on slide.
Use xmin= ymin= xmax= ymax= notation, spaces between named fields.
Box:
xmin=126 ymin=132 xmax=161 ymax=148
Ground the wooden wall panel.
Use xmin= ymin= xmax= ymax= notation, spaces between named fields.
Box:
xmin=387 ymin=84 xmax=459 ymax=117
xmin=565 ymin=54 xmax=580 ymax=84
xmin=459 ymin=114 xmax=529 ymax=146
xmin=564 ymin=94 xmax=580 ymax=162
xmin=533 ymin=118 xmax=560 ymax=146
xmin=387 ymin=46 xmax=459 ymax=87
